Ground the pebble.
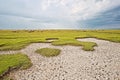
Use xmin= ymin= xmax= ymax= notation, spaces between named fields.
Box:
xmin=0 ymin=38 xmax=120 ymax=80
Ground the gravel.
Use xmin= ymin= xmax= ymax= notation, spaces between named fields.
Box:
xmin=0 ymin=38 xmax=120 ymax=80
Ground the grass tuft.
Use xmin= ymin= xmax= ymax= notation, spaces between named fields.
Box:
xmin=35 ymin=48 xmax=61 ymax=57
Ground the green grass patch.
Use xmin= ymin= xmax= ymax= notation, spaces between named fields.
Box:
xmin=0 ymin=30 xmax=120 ymax=51
xmin=35 ymin=48 xmax=61 ymax=57
xmin=52 ymin=39 xmax=96 ymax=51
xmin=0 ymin=53 xmax=32 ymax=76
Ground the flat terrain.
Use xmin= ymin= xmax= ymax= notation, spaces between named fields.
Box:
xmin=0 ymin=30 xmax=120 ymax=51
xmin=0 ymin=38 xmax=120 ymax=80
xmin=0 ymin=30 xmax=120 ymax=80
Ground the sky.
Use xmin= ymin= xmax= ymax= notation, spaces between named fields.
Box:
xmin=0 ymin=0 xmax=120 ymax=29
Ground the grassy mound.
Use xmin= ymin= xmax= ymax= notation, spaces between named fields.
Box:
xmin=0 ymin=53 xmax=32 ymax=77
xmin=35 ymin=48 xmax=61 ymax=57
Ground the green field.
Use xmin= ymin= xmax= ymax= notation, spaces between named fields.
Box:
xmin=0 ymin=53 xmax=32 ymax=78
xmin=0 ymin=30 xmax=120 ymax=51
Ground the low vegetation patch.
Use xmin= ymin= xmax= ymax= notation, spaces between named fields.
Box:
xmin=35 ymin=48 xmax=61 ymax=57
xmin=0 ymin=53 xmax=32 ymax=78
xmin=52 ymin=39 xmax=96 ymax=51
xmin=0 ymin=30 xmax=120 ymax=51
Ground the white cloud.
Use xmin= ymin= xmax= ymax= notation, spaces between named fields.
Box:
xmin=0 ymin=0 xmax=120 ymax=29
xmin=70 ymin=0 xmax=119 ymax=20
xmin=39 ymin=0 xmax=120 ymax=21
xmin=0 ymin=0 xmax=119 ymax=20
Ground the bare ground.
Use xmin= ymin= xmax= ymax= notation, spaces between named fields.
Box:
xmin=0 ymin=38 xmax=120 ymax=80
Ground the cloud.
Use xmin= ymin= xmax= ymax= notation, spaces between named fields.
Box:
xmin=0 ymin=0 xmax=120 ymax=20
xmin=70 ymin=0 xmax=120 ymax=20
xmin=0 ymin=0 xmax=120 ymax=29
xmin=77 ymin=6 xmax=120 ymax=29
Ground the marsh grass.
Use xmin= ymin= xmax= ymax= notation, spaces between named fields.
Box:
xmin=0 ymin=53 xmax=32 ymax=76
xmin=0 ymin=30 xmax=120 ymax=51
xmin=35 ymin=48 xmax=61 ymax=57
